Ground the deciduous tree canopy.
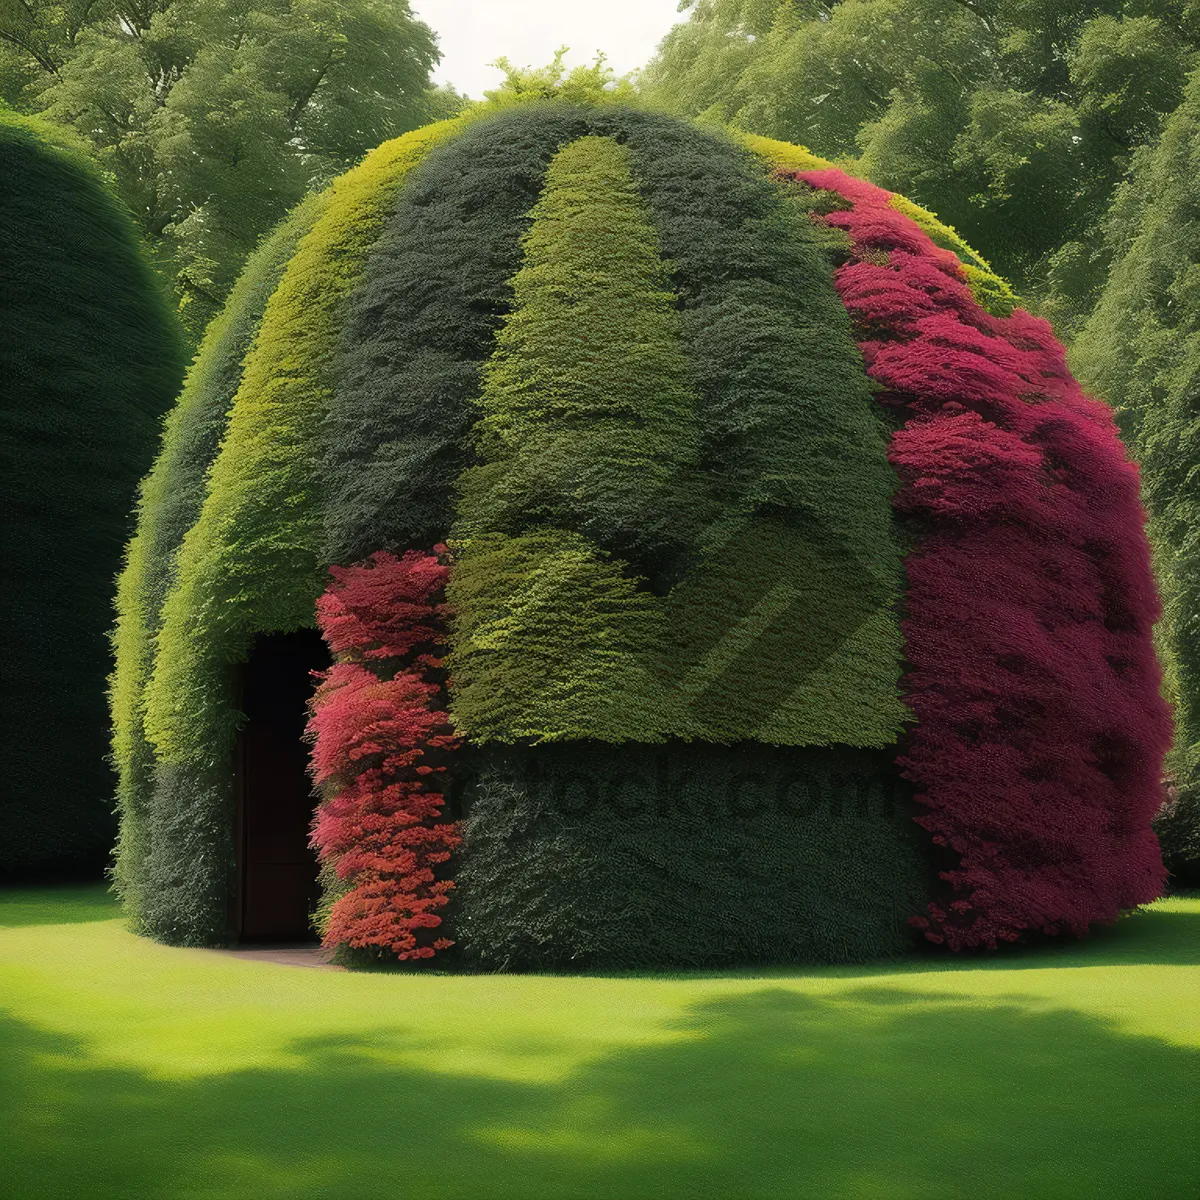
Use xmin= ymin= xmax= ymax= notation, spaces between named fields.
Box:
xmin=0 ymin=0 xmax=456 ymax=340
xmin=640 ymin=0 xmax=1200 ymax=329
xmin=1073 ymin=67 xmax=1200 ymax=884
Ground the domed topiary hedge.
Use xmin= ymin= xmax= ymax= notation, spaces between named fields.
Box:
xmin=1 ymin=110 xmax=185 ymax=881
xmin=113 ymin=100 xmax=1173 ymax=967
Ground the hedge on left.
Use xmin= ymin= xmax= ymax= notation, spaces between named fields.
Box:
xmin=0 ymin=110 xmax=184 ymax=881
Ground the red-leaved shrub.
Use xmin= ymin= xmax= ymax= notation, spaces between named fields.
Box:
xmin=796 ymin=167 xmax=1173 ymax=948
xmin=308 ymin=549 xmax=461 ymax=960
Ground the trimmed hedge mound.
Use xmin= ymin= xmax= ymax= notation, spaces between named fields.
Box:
xmin=1 ymin=111 xmax=184 ymax=881
xmin=114 ymin=99 xmax=1172 ymax=966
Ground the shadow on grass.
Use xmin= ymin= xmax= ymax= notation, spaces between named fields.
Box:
xmin=0 ymin=883 xmax=117 ymax=928
xmin=442 ymin=901 xmax=1200 ymax=978
xmin=908 ymin=901 xmax=1200 ymax=972
xmin=2 ymin=986 xmax=1196 ymax=1199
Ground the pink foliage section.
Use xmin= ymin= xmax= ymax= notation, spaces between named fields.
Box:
xmin=308 ymin=549 xmax=461 ymax=961
xmin=797 ymin=167 xmax=1173 ymax=948
xmin=317 ymin=549 xmax=450 ymax=663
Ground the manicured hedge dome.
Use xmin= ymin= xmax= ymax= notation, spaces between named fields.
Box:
xmin=1 ymin=110 xmax=185 ymax=880
xmin=113 ymin=100 xmax=1172 ymax=967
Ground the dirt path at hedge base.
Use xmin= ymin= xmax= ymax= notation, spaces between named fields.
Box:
xmin=205 ymin=944 xmax=343 ymax=970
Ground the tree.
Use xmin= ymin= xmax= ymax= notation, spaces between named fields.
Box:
xmin=640 ymin=0 xmax=1199 ymax=329
xmin=0 ymin=0 xmax=454 ymax=341
xmin=480 ymin=47 xmax=638 ymax=107
xmin=1072 ymin=68 xmax=1200 ymax=884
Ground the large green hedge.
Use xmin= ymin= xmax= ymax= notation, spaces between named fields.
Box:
xmin=0 ymin=110 xmax=184 ymax=880
xmin=114 ymin=98 xmax=1159 ymax=964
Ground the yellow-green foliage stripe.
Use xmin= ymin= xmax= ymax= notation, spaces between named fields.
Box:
xmin=145 ymin=117 xmax=464 ymax=765
xmin=109 ymin=192 xmax=329 ymax=920
xmin=741 ymin=132 xmax=1017 ymax=316
xmin=449 ymin=134 xmax=694 ymax=743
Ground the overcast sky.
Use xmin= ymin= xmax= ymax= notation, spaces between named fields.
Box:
xmin=411 ymin=0 xmax=688 ymax=99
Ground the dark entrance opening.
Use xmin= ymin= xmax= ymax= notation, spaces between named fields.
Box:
xmin=235 ymin=629 xmax=330 ymax=942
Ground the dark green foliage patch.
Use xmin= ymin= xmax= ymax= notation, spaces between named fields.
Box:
xmin=455 ymin=742 xmax=931 ymax=970
xmin=615 ymin=106 xmax=909 ymax=747
xmin=324 ymin=105 xmax=594 ymax=565
xmin=134 ymin=761 xmax=234 ymax=946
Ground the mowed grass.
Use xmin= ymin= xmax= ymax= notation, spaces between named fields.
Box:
xmin=1 ymin=886 xmax=1196 ymax=1200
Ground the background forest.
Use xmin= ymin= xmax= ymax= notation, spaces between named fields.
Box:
xmin=1 ymin=0 xmax=1196 ymax=857
xmin=1 ymin=1 xmax=1191 ymax=347
xmin=0 ymin=0 xmax=462 ymax=341
xmin=643 ymin=0 xmax=1197 ymax=333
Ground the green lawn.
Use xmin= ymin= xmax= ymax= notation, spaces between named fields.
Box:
xmin=1 ymin=887 xmax=1196 ymax=1199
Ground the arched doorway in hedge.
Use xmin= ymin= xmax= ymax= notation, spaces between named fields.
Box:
xmin=235 ymin=630 xmax=329 ymax=941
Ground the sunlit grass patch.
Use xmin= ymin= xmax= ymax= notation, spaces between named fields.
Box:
xmin=1 ymin=886 xmax=1196 ymax=1199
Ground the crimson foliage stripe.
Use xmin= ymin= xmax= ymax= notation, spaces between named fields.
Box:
xmin=798 ymin=166 xmax=1172 ymax=948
